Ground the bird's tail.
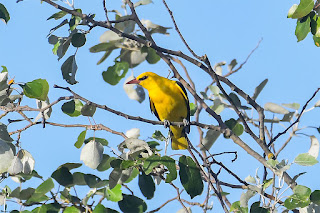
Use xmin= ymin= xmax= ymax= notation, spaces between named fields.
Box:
xmin=170 ymin=126 xmax=188 ymax=150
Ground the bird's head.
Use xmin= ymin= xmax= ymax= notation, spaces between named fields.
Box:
xmin=126 ymin=72 xmax=159 ymax=89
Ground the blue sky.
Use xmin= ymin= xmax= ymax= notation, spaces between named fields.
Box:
xmin=1 ymin=0 xmax=320 ymax=212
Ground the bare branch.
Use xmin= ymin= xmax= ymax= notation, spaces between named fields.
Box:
xmin=268 ymin=87 xmax=320 ymax=146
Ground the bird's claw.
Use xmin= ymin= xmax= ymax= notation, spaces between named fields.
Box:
xmin=163 ymin=120 xmax=170 ymax=128
xmin=182 ymin=118 xmax=189 ymax=127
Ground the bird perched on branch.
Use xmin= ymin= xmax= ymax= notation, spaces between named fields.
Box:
xmin=126 ymin=72 xmax=190 ymax=150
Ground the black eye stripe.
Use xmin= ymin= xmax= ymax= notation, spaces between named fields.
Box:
xmin=138 ymin=76 xmax=148 ymax=81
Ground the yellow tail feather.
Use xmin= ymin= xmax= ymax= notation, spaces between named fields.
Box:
xmin=170 ymin=126 xmax=188 ymax=150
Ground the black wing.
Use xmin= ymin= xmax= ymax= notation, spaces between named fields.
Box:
xmin=149 ymin=96 xmax=161 ymax=121
xmin=175 ymin=81 xmax=190 ymax=134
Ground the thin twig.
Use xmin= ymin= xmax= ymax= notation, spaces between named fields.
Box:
xmin=268 ymin=88 xmax=320 ymax=146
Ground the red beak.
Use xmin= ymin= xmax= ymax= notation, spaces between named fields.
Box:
xmin=126 ymin=78 xmax=140 ymax=84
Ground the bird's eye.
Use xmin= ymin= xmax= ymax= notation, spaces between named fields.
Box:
xmin=138 ymin=76 xmax=148 ymax=81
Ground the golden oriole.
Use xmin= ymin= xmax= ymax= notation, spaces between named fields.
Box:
xmin=126 ymin=72 xmax=190 ymax=150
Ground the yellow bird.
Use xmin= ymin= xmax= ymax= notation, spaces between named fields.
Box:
xmin=126 ymin=72 xmax=190 ymax=150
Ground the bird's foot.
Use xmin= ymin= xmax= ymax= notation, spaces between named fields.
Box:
xmin=163 ymin=120 xmax=170 ymax=128
xmin=182 ymin=118 xmax=189 ymax=127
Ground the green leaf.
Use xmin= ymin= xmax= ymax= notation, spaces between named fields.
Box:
xmin=106 ymin=184 xmax=123 ymax=202
xmin=59 ymin=163 xmax=82 ymax=170
xmin=97 ymin=50 xmax=114 ymax=65
xmin=47 ymin=11 xmax=67 ymax=20
xmin=0 ymin=123 xmax=13 ymax=142
xmin=51 ymin=167 xmax=73 ymax=187
xmin=0 ymin=3 xmax=10 ymax=24
xmin=71 ymin=33 xmax=86 ymax=48
xmin=118 ymin=194 xmax=147 ymax=213
xmin=97 ymin=155 xmax=114 ymax=172
xmin=179 ymin=156 xmax=203 ymax=199
xmin=134 ymin=0 xmax=153 ymax=7
xmin=225 ymin=118 xmax=244 ymax=137
xmin=84 ymin=137 xmax=109 ymax=146
xmin=289 ymin=0 xmax=314 ymax=19
xmin=138 ymin=172 xmax=155 ymax=199
xmin=18 ymin=188 xmax=35 ymax=200
xmin=61 ymin=55 xmax=78 ymax=85
xmin=262 ymin=178 xmax=273 ymax=191
xmin=73 ymin=172 xmax=86 ymax=185
xmin=1 ymin=66 xmax=7 ymax=73
xmin=93 ymin=204 xmax=119 ymax=213
xmin=313 ymin=35 xmax=320 ymax=47
xmin=74 ymin=130 xmax=86 ymax=149
xmin=23 ymin=79 xmax=49 ymax=101
xmin=124 ymin=167 xmax=139 ymax=183
xmin=288 ymin=4 xmax=299 ymax=18
xmin=84 ymin=174 xmax=108 ymax=188
xmin=209 ymin=85 xmax=220 ymax=96
xmin=69 ymin=9 xmax=82 ymax=31
xmin=282 ymin=103 xmax=300 ymax=110
xmin=252 ymin=79 xmax=268 ymax=100
xmin=145 ymin=48 xmax=160 ymax=64
xmin=249 ymin=202 xmax=268 ymax=213
xmin=81 ymin=104 xmax=96 ymax=117
xmin=147 ymin=141 xmax=160 ymax=150
xmin=64 ymin=206 xmax=80 ymax=213
xmin=102 ymin=61 xmax=129 ymax=85
xmin=284 ymin=185 xmax=311 ymax=209
xmin=35 ymin=178 xmax=54 ymax=194
xmin=229 ymin=92 xmax=241 ymax=107
xmin=295 ymin=15 xmax=311 ymax=42
xmin=89 ymin=42 xmax=118 ymax=53
xmin=143 ymin=155 xmax=161 ymax=175
xmin=160 ymin=156 xmax=177 ymax=182
xmin=230 ymin=201 xmax=248 ymax=213
xmin=311 ymin=190 xmax=320 ymax=205
xmin=294 ymin=153 xmax=319 ymax=166
xmin=152 ymin=130 xmax=166 ymax=141
xmin=264 ymin=102 xmax=289 ymax=114
xmin=200 ymin=129 xmax=221 ymax=151
xmin=61 ymin=99 xmax=83 ymax=117
xmin=210 ymin=99 xmax=225 ymax=115
xmin=189 ymin=103 xmax=197 ymax=116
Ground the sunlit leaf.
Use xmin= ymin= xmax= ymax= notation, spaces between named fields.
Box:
xmin=125 ymin=128 xmax=140 ymax=139
xmin=294 ymin=153 xmax=318 ymax=166
xmin=23 ymin=79 xmax=49 ymax=101
xmin=106 ymin=184 xmax=123 ymax=202
xmin=289 ymin=0 xmax=314 ymax=19
xmin=200 ymin=129 xmax=220 ymax=151
xmin=134 ymin=0 xmax=153 ymax=7
xmin=80 ymin=140 xmax=104 ymax=169
xmin=189 ymin=103 xmax=197 ymax=116
xmin=123 ymin=75 xmax=145 ymax=103
xmin=264 ymin=102 xmax=289 ymax=114
xmin=308 ymin=136 xmax=319 ymax=158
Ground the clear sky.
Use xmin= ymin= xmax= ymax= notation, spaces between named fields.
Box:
xmin=1 ymin=0 xmax=320 ymax=212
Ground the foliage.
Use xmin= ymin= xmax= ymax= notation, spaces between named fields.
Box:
xmin=0 ymin=0 xmax=319 ymax=213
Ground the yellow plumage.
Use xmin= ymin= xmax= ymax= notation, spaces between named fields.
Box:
xmin=126 ymin=72 xmax=190 ymax=150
